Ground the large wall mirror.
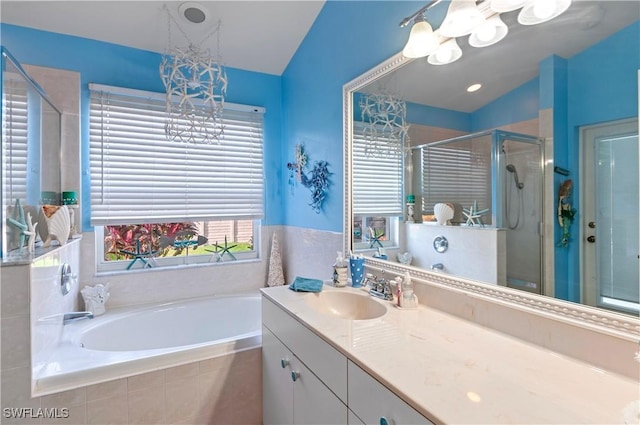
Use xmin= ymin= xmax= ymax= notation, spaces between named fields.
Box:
xmin=343 ymin=1 xmax=639 ymax=320
xmin=1 ymin=47 xmax=62 ymax=258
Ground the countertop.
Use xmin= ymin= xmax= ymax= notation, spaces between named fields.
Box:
xmin=261 ymin=284 xmax=640 ymax=425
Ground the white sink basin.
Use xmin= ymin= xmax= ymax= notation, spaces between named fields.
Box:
xmin=304 ymin=291 xmax=387 ymax=320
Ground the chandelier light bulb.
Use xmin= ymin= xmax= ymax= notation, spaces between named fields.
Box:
xmin=469 ymin=14 xmax=508 ymax=48
xmin=533 ymin=0 xmax=555 ymax=19
xmin=428 ymin=38 xmax=462 ymax=65
xmin=475 ymin=22 xmax=497 ymax=42
xmin=402 ymin=17 xmax=440 ymax=58
xmin=440 ymin=0 xmax=485 ymax=38
xmin=518 ymin=0 xmax=572 ymax=25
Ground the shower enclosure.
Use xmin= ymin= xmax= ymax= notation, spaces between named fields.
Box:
xmin=411 ymin=129 xmax=544 ymax=293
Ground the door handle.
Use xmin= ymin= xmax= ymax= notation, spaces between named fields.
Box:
xmin=588 ymin=221 xmax=596 ymax=228
xmin=587 ymin=235 xmax=596 ymax=243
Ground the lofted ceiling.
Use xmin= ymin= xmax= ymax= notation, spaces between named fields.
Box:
xmin=1 ymin=1 xmax=638 ymax=111
xmin=0 ymin=1 xmax=326 ymax=76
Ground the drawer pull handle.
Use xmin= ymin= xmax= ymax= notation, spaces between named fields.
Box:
xmin=291 ymin=371 xmax=300 ymax=382
xmin=379 ymin=417 xmax=394 ymax=425
xmin=280 ymin=358 xmax=290 ymax=368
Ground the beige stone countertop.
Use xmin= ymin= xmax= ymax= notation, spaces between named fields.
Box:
xmin=261 ymin=284 xmax=640 ymax=425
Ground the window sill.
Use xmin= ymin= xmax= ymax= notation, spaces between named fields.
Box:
xmin=95 ymin=257 xmax=262 ymax=277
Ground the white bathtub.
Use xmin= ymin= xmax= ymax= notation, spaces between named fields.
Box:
xmin=33 ymin=294 xmax=262 ymax=396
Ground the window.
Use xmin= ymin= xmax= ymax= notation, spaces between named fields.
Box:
xmin=352 ymin=122 xmax=403 ymax=251
xmin=2 ymin=76 xmax=28 ymax=203
xmin=89 ymin=84 xmax=264 ymax=272
xmin=421 ymin=139 xmax=491 ymax=224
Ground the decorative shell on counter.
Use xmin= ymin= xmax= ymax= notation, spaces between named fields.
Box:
xmin=434 ymin=203 xmax=455 ymax=225
xmin=39 ymin=205 xmax=70 ymax=247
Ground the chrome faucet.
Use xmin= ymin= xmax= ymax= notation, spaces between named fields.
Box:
xmin=430 ymin=263 xmax=444 ymax=271
xmin=63 ymin=311 xmax=94 ymax=325
xmin=363 ymin=272 xmax=394 ymax=301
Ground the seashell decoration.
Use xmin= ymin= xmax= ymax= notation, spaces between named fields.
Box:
xmin=434 ymin=203 xmax=455 ymax=225
xmin=39 ymin=205 xmax=70 ymax=247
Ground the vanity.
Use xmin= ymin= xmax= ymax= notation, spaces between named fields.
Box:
xmin=262 ymin=282 xmax=638 ymax=424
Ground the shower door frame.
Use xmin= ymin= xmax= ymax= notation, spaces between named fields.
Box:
xmin=493 ymin=130 xmax=545 ymax=294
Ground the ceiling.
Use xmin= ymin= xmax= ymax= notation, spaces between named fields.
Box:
xmin=2 ymin=1 xmax=638 ymax=111
xmin=363 ymin=1 xmax=640 ymax=112
xmin=0 ymin=1 xmax=326 ymax=75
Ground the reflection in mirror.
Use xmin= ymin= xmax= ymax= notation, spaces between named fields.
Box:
xmin=1 ymin=48 xmax=62 ymax=258
xmin=344 ymin=1 xmax=639 ymax=316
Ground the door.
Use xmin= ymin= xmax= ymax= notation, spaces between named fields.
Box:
xmin=582 ymin=119 xmax=639 ymax=314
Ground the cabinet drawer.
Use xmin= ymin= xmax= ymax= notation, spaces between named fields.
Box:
xmin=348 ymin=360 xmax=433 ymax=425
xmin=262 ymin=296 xmax=348 ymax=403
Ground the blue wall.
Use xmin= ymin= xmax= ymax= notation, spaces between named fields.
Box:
xmin=281 ymin=1 xmax=443 ymax=232
xmin=0 ymin=23 xmax=285 ymax=229
xmin=562 ymin=21 xmax=640 ymax=302
xmin=471 ymin=77 xmax=539 ymax=132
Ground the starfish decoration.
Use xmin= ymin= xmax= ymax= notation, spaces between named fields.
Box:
xmin=368 ymin=226 xmax=385 ymax=249
xmin=360 ymin=92 xmax=410 ymax=158
xmin=463 ymin=200 xmax=490 ymax=227
xmin=205 ymin=235 xmax=237 ymax=262
xmin=120 ymin=239 xmax=158 ymax=270
xmin=6 ymin=199 xmax=28 ymax=252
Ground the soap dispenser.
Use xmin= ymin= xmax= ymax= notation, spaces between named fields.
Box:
xmin=332 ymin=251 xmax=348 ymax=287
xmin=399 ymin=272 xmax=418 ymax=309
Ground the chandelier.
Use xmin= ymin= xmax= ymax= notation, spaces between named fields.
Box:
xmin=359 ymin=93 xmax=410 ymax=158
xmin=160 ymin=3 xmax=227 ymax=144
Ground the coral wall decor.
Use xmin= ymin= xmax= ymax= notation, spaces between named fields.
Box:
xmin=287 ymin=144 xmax=331 ymax=214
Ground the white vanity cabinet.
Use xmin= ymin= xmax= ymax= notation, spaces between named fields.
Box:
xmin=262 ymin=297 xmax=348 ymax=425
xmin=348 ymin=361 xmax=433 ymax=425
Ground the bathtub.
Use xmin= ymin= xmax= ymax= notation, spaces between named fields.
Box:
xmin=33 ymin=294 xmax=262 ymax=396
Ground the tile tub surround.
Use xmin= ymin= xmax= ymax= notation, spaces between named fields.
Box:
xmin=76 ymin=224 xmax=339 ymax=309
xmin=2 ymin=348 xmax=261 ymax=425
xmin=261 ymin=284 xmax=639 ymax=424
xmin=1 ymin=240 xmax=81 ymax=424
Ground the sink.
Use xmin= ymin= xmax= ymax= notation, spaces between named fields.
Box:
xmin=304 ymin=291 xmax=387 ymax=320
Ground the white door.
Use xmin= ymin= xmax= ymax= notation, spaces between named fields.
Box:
xmin=582 ymin=119 xmax=639 ymax=314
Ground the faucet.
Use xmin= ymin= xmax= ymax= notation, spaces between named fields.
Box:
xmin=430 ymin=263 xmax=444 ymax=271
xmin=363 ymin=271 xmax=394 ymax=301
xmin=63 ymin=311 xmax=94 ymax=325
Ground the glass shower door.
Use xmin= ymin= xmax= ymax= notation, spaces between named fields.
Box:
xmin=498 ymin=132 xmax=544 ymax=294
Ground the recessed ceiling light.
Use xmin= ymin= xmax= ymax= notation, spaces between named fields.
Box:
xmin=178 ymin=2 xmax=208 ymax=24
xmin=467 ymin=83 xmax=482 ymax=93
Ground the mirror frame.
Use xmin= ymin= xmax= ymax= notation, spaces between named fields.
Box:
xmin=342 ymin=52 xmax=640 ymax=340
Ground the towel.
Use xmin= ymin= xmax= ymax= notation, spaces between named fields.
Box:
xmin=289 ymin=276 xmax=324 ymax=293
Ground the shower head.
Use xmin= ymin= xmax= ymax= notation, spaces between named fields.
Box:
xmin=506 ymin=164 xmax=524 ymax=189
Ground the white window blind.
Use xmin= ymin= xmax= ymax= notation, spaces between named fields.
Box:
xmin=421 ymin=144 xmax=491 ymax=218
xmin=352 ymin=123 xmax=404 ymax=216
xmin=2 ymin=77 xmax=28 ymax=203
xmin=89 ymin=84 xmax=264 ymax=226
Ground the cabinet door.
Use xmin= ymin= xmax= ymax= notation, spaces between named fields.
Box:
xmin=262 ymin=326 xmax=293 ymax=425
xmin=348 ymin=361 xmax=433 ymax=425
xmin=292 ymin=356 xmax=348 ymax=425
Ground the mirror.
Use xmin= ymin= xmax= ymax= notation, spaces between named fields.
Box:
xmin=1 ymin=47 xmax=62 ymax=259
xmin=344 ymin=1 xmax=639 ymax=316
